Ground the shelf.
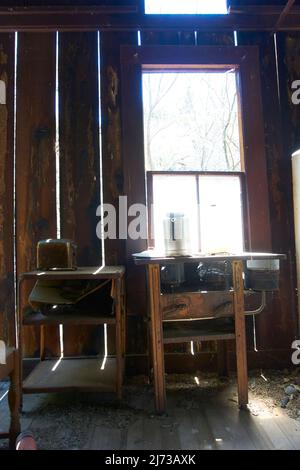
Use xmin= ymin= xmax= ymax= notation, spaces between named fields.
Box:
xmin=23 ymin=311 xmax=116 ymax=326
xmin=133 ymin=251 xmax=286 ymax=265
xmin=22 ymin=357 xmax=117 ymax=393
xmin=20 ymin=266 xmax=125 ymax=281
xmin=163 ymin=327 xmax=235 ymax=344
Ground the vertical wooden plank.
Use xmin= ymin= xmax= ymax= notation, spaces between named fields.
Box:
xmin=100 ymin=31 xmax=136 ymax=266
xmin=148 ymin=264 xmax=166 ymax=414
xmin=196 ymin=32 xmax=234 ymax=46
xmin=141 ymin=31 xmax=180 ymax=45
xmin=232 ymin=261 xmax=248 ymax=408
xmin=59 ymin=31 xmax=101 ymax=356
xmin=277 ymin=33 xmax=300 ymax=152
xmin=121 ymin=56 xmax=147 ymax=311
xmin=141 ymin=30 xmax=195 ymax=46
xmin=113 ymin=277 xmax=122 ymax=399
xmin=101 ymin=31 xmax=148 ymax=362
xmin=0 ymin=34 xmax=15 ymax=347
xmin=217 ymin=340 xmax=229 ymax=377
xmin=16 ymin=33 xmax=59 ymax=357
xmin=238 ymin=31 xmax=297 ymax=351
xmin=277 ymin=32 xmax=300 ymax=338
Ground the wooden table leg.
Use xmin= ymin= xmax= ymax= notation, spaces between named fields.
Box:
xmin=121 ymin=277 xmax=126 ymax=379
xmin=217 ymin=340 xmax=229 ymax=378
xmin=148 ymin=264 xmax=166 ymax=414
xmin=17 ymin=279 xmax=23 ymax=411
xmin=232 ymin=261 xmax=248 ymax=408
xmin=8 ymin=351 xmax=21 ymax=449
xmin=40 ymin=325 xmax=46 ymax=361
xmin=114 ymin=278 xmax=123 ymax=400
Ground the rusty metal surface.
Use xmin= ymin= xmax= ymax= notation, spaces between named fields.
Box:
xmin=0 ymin=33 xmax=14 ymax=346
xmin=16 ymin=33 xmax=59 ymax=357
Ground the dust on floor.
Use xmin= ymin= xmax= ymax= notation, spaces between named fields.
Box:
xmin=0 ymin=368 xmax=300 ymax=450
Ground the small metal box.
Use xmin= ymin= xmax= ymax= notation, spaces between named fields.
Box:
xmin=37 ymin=239 xmax=77 ymax=271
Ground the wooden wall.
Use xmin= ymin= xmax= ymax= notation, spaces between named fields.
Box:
xmin=0 ymin=33 xmax=15 ymax=347
xmin=0 ymin=22 xmax=299 ymax=372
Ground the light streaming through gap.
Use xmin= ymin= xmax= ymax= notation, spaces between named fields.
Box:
xmin=137 ymin=30 xmax=142 ymax=46
xmin=55 ymin=31 xmax=61 ymax=239
xmin=97 ymin=31 xmax=105 ymax=266
xmin=97 ymin=31 xmax=108 ymax=364
xmin=0 ymin=390 xmax=8 ymax=403
xmin=234 ymin=31 xmax=238 ymax=46
xmin=13 ymin=32 xmax=18 ymax=348
xmin=101 ymin=323 xmax=108 ymax=370
xmin=55 ymin=31 xmax=64 ymax=361
xmin=273 ymin=33 xmax=281 ymax=107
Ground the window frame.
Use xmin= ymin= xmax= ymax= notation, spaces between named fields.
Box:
xmin=146 ymin=170 xmax=248 ymax=251
xmin=142 ymin=65 xmax=244 ymax=174
xmin=121 ymin=45 xmax=271 ymax=256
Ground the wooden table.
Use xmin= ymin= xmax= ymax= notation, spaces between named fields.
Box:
xmin=0 ymin=347 xmax=21 ymax=448
xmin=133 ymin=252 xmax=285 ymax=414
xmin=18 ymin=266 xmax=126 ymax=401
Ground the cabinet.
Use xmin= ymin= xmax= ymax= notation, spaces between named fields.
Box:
xmin=18 ymin=266 xmax=126 ymax=400
xmin=133 ymin=252 xmax=285 ymax=413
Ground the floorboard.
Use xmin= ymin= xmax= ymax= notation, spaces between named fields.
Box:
xmin=1 ymin=376 xmax=300 ymax=450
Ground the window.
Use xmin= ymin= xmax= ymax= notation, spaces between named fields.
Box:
xmin=145 ymin=0 xmax=228 ymax=15
xmin=143 ymin=68 xmax=245 ymax=254
xmin=121 ymin=45 xmax=271 ymax=261
xmin=143 ymin=70 xmax=241 ymax=171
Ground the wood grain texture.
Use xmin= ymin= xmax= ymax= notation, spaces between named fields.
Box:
xmin=16 ymin=33 xmax=59 ymax=357
xmin=232 ymin=261 xmax=248 ymax=407
xmin=0 ymin=33 xmax=15 ymax=346
xmin=238 ymin=31 xmax=297 ymax=350
xmin=121 ymin=41 xmax=148 ymax=329
xmin=100 ymin=31 xmax=136 ymax=266
xmin=276 ymin=32 xmax=300 ymax=337
xmin=196 ymin=31 xmax=234 ymax=45
xmin=148 ymin=264 xmax=166 ymax=414
xmin=59 ymin=31 xmax=101 ymax=356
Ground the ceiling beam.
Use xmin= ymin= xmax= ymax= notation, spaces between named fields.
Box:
xmin=274 ymin=0 xmax=296 ymax=30
xmin=1 ymin=8 xmax=300 ymax=32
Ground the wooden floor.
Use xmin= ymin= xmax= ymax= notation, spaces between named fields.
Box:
xmin=1 ymin=377 xmax=300 ymax=450
xmin=88 ymin=392 xmax=300 ymax=450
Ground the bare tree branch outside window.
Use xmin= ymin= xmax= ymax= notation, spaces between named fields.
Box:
xmin=142 ymin=71 xmax=241 ymax=172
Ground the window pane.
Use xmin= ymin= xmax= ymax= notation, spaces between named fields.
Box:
xmin=142 ymin=71 xmax=241 ymax=172
xmin=198 ymin=175 xmax=244 ymax=254
xmin=151 ymin=175 xmax=199 ymax=253
xmin=145 ymin=0 xmax=228 ymax=15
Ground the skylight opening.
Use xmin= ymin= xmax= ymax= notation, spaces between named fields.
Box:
xmin=145 ymin=0 xmax=228 ymax=15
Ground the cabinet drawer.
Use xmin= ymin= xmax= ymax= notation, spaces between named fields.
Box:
xmin=160 ymin=290 xmax=261 ymax=321
xmin=160 ymin=291 xmax=234 ymax=321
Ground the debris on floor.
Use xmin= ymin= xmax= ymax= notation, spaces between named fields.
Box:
xmin=0 ymin=368 xmax=300 ymax=449
xmin=245 ymin=369 xmax=300 ymax=420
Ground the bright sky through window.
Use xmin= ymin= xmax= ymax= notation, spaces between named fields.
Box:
xmin=145 ymin=0 xmax=228 ymax=15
